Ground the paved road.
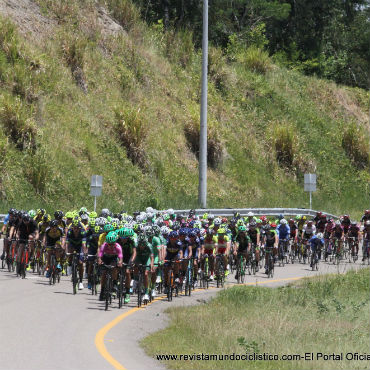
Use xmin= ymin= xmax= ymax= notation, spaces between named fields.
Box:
xmin=0 ymin=257 xmax=367 ymax=370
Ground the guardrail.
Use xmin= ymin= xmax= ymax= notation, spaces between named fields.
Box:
xmin=171 ymin=208 xmax=339 ymax=219
xmin=0 ymin=208 xmax=339 ymax=223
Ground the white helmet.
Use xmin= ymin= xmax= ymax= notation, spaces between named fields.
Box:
xmin=280 ymin=219 xmax=287 ymax=225
xmin=247 ymin=212 xmax=254 ymax=217
xmin=214 ymin=218 xmax=222 ymax=226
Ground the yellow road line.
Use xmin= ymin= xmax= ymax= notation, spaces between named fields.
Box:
xmin=95 ymin=275 xmax=305 ymax=370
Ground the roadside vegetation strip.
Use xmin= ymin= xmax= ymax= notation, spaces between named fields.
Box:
xmin=142 ymin=268 xmax=370 ymax=370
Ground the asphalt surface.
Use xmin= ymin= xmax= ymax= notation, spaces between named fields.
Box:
xmin=0 ymin=253 xmax=367 ymax=370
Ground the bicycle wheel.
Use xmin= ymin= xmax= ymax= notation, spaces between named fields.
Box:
xmin=50 ymin=254 xmax=55 ymax=285
xmin=240 ymin=257 xmax=245 ymax=283
xmin=72 ymin=260 xmax=77 ymax=295
xmin=105 ymin=275 xmax=111 ymax=311
xmin=137 ymin=273 xmax=143 ymax=307
xmin=118 ymin=270 xmax=124 ymax=308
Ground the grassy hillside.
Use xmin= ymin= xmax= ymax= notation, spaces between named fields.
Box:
xmin=0 ymin=0 xmax=369 ymax=216
xmin=142 ymin=268 xmax=370 ymax=370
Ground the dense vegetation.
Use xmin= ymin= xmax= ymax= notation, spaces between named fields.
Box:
xmin=0 ymin=0 xmax=368 ymax=216
xmin=133 ymin=0 xmax=370 ymax=89
xmin=142 ymin=268 xmax=370 ymax=370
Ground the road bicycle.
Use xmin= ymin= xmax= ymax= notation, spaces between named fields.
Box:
xmin=215 ymin=254 xmax=225 ymax=288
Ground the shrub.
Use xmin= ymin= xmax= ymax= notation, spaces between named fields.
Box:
xmin=243 ymin=46 xmax=271 ymax=74
xmin=184 ymin=108 xmax=224 ymax=169
xmin=208 ymin=46 xmax=232 ymax=94
xmin=102 ymin=0 xmax=141 ymax=31
xmin=113 ymin=106 xmax=148 ymax=169
xmin=342 ymin=122 xmax=369 ymax=169
xmin=0 ymin=95 xmax=37 ymax=151
xmin=0 ymin=18 xmax=20 ymax=63
xmin=61 ymin=32 xmax=88 ymax=93
xmin=25 ymin=149 xmax=50 ymax=195
xmin=274 ymin=124 xmax=295 ymax=168
xmin=164 ymin=29 xmax=194 ymax=68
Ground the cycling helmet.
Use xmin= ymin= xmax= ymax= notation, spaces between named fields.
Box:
xmin=351 ymin=221 xmax=357 ymax=226
xmin=213 ymin=218 xmax=222 ymax=226
xmin=81 ymin=213 xmax=89 ymax=221
xmin=160 ymin=226 xmax=170 ymax=235
xmin=28 ymin=209 xmax=36 ymax=218
xmin=199 ymin=229 xmax=206 ymax=237
xmin=43 ymin=214 xmax=51 ymax=222
xmin=316 ymin=233 xmax=323 ymax=239
xmin=104 ymin=224 xmax=114 ymax=233
xmin=335 ymin=220 xmax=341 ymax=226
xmin=189 ymin=230 xmax=197 ymax=238
xmin=218 ymin=228 xmax=226 ymax=234
xmin=365 ymin=210 xmax=370 ymax=215
xmin=208 ymin=214 xmax=215 ymax=220
xmin=50 ymin=219 xmax=59 ymax=227
xmin=79 ymin=207 xmax=88 ymax=216
xmin=8 ymin=208 xmax=16 ymax=215
xmin=169 ymin=231 xmax=178 ymax=239
xmin=89 ymin=211 xmax=97 ymax=219
xmin=247 ymin=212 xmax=254 ymax=217
xmin=137 ymin=234 xmax=147 ymax=244
xmin=72 ymin=220 xmax=82 ymax=228
xmin=270 ymin=223 xmax=277 ymax=228
xmin=238 ymin=225 xmax=247 ymax=232
xmin=54 ymin=210 xmax=64 ymax=220
xmin=152 ymin=225 xmax=161 ymax=235
xmin=106 ymin=231 xmax=118 ymax=243
xmin=278 ymin=214 xmax=284 ymax=220
xmin=249 ymin=220 xmax=257 ymax=227
xmin=295 ymin=215 xmax=301 ymax=221
xmin=125 ymin=228 xmax=135 ymax=237
xmin=22 ymin=213 xmax=30 ymax=222
xmin=100 ymin=208 xmax=110 ymax=217
xmin=260 ymin=215 xmax=267 ymax=222
xmin=94 ymin=225 xmax=102 ymax=235
xmin=65 ymin=211 xmax=73 ymax=219
xmin=145 ymin=226 xmax=154 ymax=237
xmin=179 ymin=228 xmax=188 ymax=236
xmin=37 ymin=208 xmax=46 ymax=216
xmin=288 ymin=218 xmax=294 ymax=223
xmin=117 ymin=228 xmax=126 ymax=238
xmin=280 ymin=219 xmax=288 ymax=225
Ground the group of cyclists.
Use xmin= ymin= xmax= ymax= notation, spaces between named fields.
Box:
xmin=1 ymin=206 xmax=369 ymax=307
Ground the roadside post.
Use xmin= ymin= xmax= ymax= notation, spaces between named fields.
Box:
xmin=90 ymin=175 xmax=102 ymax=212
xmin=304 ymin=173 xmax=316 ymax=210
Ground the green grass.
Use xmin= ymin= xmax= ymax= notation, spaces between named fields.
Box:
xmin=142 ymin=268 xmax=370 ymax=370
xmin=0 ymin=1 xmax=369 ymax=216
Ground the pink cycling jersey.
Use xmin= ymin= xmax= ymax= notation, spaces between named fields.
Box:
xmin=98 ymin=242 xmax=123 ymax=259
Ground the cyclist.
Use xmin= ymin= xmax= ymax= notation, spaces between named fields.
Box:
xmin=43 ymin=219 xmax=65 ymax=277
xmin=362 ymin=221 xmax=370 ymax=261
xmin=347 ymin=221 xmax=360 ymax=257
xmin=277 ymin=219 xmax=290 ymax=257
xmin=117 ymin=228 xmax=137 ymax=303
xmin=361 ymin=210 xmax=370 ymax=224
xmin=247 ymin=220 xmax=260 ymax=269
xmin=86 ymin=225 xmax=101 ymax=290
xmin=66 ymin=220 xmax=87 ymax=290
xmin=0 ymin=209 xmax=18 ymax=262
xmin=201 ymin=229 xmax=216 ymax=280
xmin=341 ymin=214 xmax=351 ymax=235
xmin=146 ymin=227 xmax=162 ymax=297
xmin=264 ymin=224 xmax=278 ymax=275
xmin=309 ymin=233 xmax=324 ymax=266
xmin=16 ymin=213 xmax=38 ymax=273
xmin=134 ymin=234 xmax=154 ymax=302
xmin=98 ymin=231 xmax=123 ymax=301
xmin=214 ymin=228 xmax=230 ymax=278
xmin=163 ymin=231 xmax=182 ymax=293
xmin=234 ymin=225 xmax=250 ymax=280
xmin=187 ymin=229 xmax=201 ymax=287
xmin=330 ymin=220 xmax=344 ymax=258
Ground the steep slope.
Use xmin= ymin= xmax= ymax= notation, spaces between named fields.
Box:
xmin=0 ymin=0 xmax=368 ymax=217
